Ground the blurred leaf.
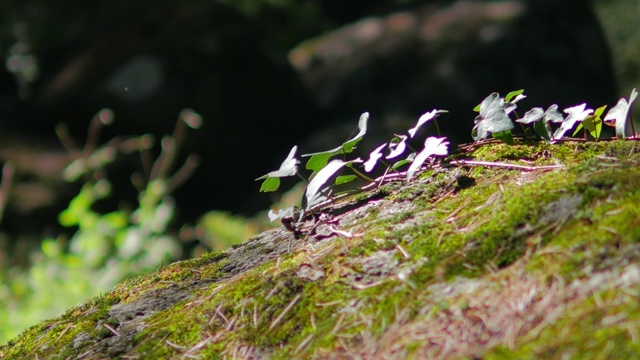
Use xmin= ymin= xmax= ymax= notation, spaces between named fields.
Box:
xmin=553 ymin=103 xmax=593 ymax=139
xmin=267 ymin=207 xmax=295 ymax=222
xmin=103 ymin=211 xmax=128 ymax=230
xmin=58 ymin=185 xmax=95 ymax=227
xmin=533 ymin=121 xmax=552 ymax=141
xmin=179 ymin=108 xmax=203 ymax=129
xmin=603 ymin=88 xmax=638 ymax=138
xmin=364 ymin=144 xmax=386 ymax=172
xmin=407 ymin=109 xmax=448 ymax=138
xmin=544 ymin=104 xmax=564 ymax=123
xmin=62 ymin=158 xmax=87 ymax=182
xmin=392 ymin=156 xmax=413 ymax=170
xmin=201 ymin=211 xmax=257 ymax=246
xmin=516 ymin=107 xmax=544 ymax=124
xmin=406 ymin=137 xmax=449 ymax=181
xmin=472 ymin=115 xmax=488 ymax=141
xmin=386 ymin=135 xmax=408 ymax=160
xmin=41 ymin=239 xmax=62 ymax=258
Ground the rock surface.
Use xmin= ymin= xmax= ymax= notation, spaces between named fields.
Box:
xmin=3 ymin=139 xmax=640 ymax=359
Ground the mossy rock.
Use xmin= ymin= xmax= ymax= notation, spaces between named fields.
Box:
xmin=3 ymin=139 xmax=640 ymax=359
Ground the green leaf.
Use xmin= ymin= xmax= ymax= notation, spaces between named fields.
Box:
xmin=103 ymin=211 xmax=129 ymax=229
xmin=335 ymin=175 xmax=357 ymax=185
xmin=504 ymin=89 xmax=525 ymax=103
xmin=576 ymin=105 xmax=607 ymax=138
xmin=574 ymin=107 xmax=604 ymax=139
xmin=594 ymin=104 xmax=607 ymax=118
xmin=392 ymin=158 xmax=412 ymax=170
xmin=305 ymin=152 xmax=337 ymax=172
xmin=58 ymin=185 xmax=94 ymax=227
xmin=492 ymin=130 xmax=515 ymax=145
xmin=259 ymin=177 xmax=280 ymax=192
xmin=473 ymin=104 xmax=481 ymax=112
xmin=572 ymin=123 xmax=584 ymax=137
xmin=533 ymin=120 xmax=552 ymax=141
xmin=41 ymin=239 xmax=62 ymax=258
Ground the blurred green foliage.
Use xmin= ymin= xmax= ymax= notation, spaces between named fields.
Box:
xmin=0 ymin=176 xmax=181 ymax=342
xmin=0 ymin=108 xmax=261 ymax=343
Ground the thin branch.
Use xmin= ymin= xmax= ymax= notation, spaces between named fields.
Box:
xmin=448 ymin=159 xmax=564 ymax=171
xmin=168 ymin=154 xmax=200 ymax=192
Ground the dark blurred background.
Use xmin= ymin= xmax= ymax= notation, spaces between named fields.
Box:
xmin=0 ymin=0 xmax=638 ymax=341
xmin=0 ymin=0 xmax=637 ymax=249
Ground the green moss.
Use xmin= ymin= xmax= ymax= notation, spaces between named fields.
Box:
xmin=485 ymin=288 xmax=640 ymax=359
xmin=5 ymin=141 xmax=640 ymax=359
